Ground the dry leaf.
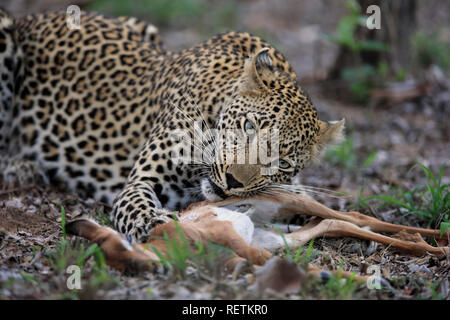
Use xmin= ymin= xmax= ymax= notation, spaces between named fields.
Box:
xmin=393 ymin=230 xmax=427 ymax=244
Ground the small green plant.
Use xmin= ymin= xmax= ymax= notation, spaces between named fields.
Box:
xmin=293 ymin=239 xmax=320 ymax=268
xmin=328 ymin=0 xmax=389 ymax=104
xmin=95 ymin=209 xmax=112 ymax=226
xmin=0 ymin=277 xmax=16 ymax=290
xmin=49 ymin=237 xmax=107 ymax=274
xmin=320 ymin=270 xmax=359 ymax=300
xmin=87 ymin=245 xmax=114 ymax=287
xmin=412 ymin=31 xmax=450 ymax=71
xmin=149 ymin=221 xmax=234 ymax=279
xmin=395 ymin=69 xmax=406 ymax=81
xmin=49 ymin=238 xmax=69 ymax=272
xmin=326 ymin=136 xmax=356 ymax=169
xmin=328 ymin=0 xmax=386 ymax=53
xmin=429 ymin=280 xmax=445 ymax=300
xmin=362 ymin=151 xmax=378 ymax=169
xmin=48 ymin=206 xmax=116 ymax=294
xmin=276 ymin=226 xmax=320 ymax=268
xmin=363 ymin=163 xmax=449 ymax=228
xmin=19 ymin=271 xmax=38 ymax=286
xmin=341 ymin=60 xmax=391 ymax=104
xmin=342 ymin=65 xmax=375 ymax=104
xmin=325 ymin=135 xmax=377 ymax=171
xmin=149 ymin=222 xmax=191 ymax=278
xmin=440 ymin=221 xmax=450 ymax=238
xmin=348 ymin=184 xmax=371 ymax=211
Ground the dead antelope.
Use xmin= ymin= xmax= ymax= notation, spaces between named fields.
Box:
xmin=67 ymin=191 xmax=449 ymax=282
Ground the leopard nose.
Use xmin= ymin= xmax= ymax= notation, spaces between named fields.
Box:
xmin=225 ymin=173 xmax=244 ymax=190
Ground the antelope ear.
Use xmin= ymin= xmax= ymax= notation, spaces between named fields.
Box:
xmin=311 ymin=119 xmax=345 ymax=160
xmin=243 ymin=48 xmax=274 ymax=92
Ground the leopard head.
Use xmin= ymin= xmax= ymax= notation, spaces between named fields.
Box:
xmin=202 ymin=48 xmax=345 ymax=200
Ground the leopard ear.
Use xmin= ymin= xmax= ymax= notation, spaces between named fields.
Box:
xmin=310 ymin=119 xmax=345 ymax=161
xmin=243 ymin=48 xmax=274 ymax=92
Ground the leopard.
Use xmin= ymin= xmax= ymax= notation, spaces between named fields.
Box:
xmin=0 ymin=9 xmax=345 ymax=243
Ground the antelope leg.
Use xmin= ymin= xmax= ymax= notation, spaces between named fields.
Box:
xmin=218 ymin=192 xmax=448 ymax=238
xmin=282 ymin=195 xmax=445 ymax=237
xmin=287 ymin=218 xmax=448 ymax=258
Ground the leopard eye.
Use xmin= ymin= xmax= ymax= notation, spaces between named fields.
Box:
xmin=278 ymin=159 xmax=291 ymax=170
xmin=244 ymin=119 xmax=255 ymax=135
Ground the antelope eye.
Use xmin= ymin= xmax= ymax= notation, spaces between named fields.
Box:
xmin=279 ymin=159 xmax=291 ymax=170
xmin=244 ymin=119 xmax=255 ymax=135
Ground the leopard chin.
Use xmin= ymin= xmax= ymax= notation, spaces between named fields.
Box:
xmin=201 ymin=177 xmax=227 ymax=201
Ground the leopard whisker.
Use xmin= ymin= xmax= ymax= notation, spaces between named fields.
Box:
xmin=267 ymin=184 xmax=349 ymax=199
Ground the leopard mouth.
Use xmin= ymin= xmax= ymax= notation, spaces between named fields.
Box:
xmin=207 ymin=177 xmax=228 ymax=199
xmin=201 ymin=177 xmax=267 ymax=201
